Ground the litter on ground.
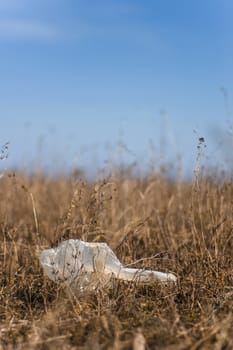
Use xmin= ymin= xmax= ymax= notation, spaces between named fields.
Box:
xmin=40 ymin=239 xmax=177 ymax=292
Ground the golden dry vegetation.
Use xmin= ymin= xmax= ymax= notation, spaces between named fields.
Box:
xmin=1 ymin=164 xmax=233 ymax=349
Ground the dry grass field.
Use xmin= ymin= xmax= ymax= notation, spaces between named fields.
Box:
xmin=1 ymin=160 xmax=233 ymax=349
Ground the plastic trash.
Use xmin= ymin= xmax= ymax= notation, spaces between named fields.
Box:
xmin=40 ymin=239 xmax=177 ymax=292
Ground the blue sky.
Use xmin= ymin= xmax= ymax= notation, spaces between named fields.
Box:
xmin=0 ymin=0 xmax=233 ymax=177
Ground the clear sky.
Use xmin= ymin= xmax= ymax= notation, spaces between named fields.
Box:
xmin=0 ymin=0 xmax=232 ymax=177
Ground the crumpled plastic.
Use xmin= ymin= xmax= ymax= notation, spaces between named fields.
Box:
xmin=40 ymin=239 xmax=177 ymax=292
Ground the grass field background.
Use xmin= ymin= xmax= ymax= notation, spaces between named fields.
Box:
xmin=1 ymin=140 xmax=233 ymax=349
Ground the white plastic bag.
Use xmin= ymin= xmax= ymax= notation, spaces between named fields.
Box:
xmin=40 ymin=239 xmax=177 ymax=291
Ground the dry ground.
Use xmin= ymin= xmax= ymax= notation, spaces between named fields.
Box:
xmin=0 ymin=170 xmax=233 ymax=349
